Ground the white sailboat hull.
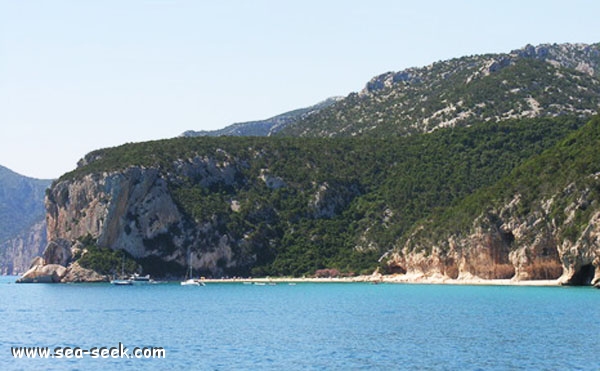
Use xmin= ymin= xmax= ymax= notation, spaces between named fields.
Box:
xmin=180 ymin=279 xmax=205 ymax=286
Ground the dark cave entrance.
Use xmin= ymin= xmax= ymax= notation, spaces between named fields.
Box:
xmin=568 ymin=264 xmax=596 ymax=286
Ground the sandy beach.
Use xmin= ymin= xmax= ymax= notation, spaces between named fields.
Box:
xmin=201 ymin=273 xmax=560 ymax=286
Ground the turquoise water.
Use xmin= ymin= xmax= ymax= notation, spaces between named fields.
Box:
xmin=1 ymin=276 xmax=600 ymax=370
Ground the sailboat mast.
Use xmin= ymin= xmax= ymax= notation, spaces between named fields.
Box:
xmin=188 ymin=250 xmax=193 ymax=279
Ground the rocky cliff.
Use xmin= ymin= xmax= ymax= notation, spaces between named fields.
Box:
xmin=388 ymin=117 xmax=600 ymax=285
xmin=0 ymin=221 xmax=46 ymax=275
xmin=42 ymin=165 xmax=243 ymax=280
xmin=389 ymin=187 xmax=600 ymax=285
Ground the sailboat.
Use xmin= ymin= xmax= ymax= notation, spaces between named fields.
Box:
xmin=111 ymin=256 xmax=133 ymax=286
xmin=129 ymin=273 xmax=153 ymax=283
xmin=181 ymin=250 xmax=205 ymax=286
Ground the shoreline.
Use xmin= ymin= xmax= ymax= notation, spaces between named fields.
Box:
xmin=6 ymin=273 xmax=568 ymax=287
xmin=200 ymin=274 xmax=561 ymax=287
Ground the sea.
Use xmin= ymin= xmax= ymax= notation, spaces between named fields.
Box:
xmin=1 ymin=275 xmax=599 ymax=371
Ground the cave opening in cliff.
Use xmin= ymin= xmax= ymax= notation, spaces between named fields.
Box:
xmin=569 ymin=264 xmax=595 ymax=286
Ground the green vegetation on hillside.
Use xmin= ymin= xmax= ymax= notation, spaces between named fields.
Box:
xmin=279 ymin=55 xmax=600 ymax=138
xmin=400 ymin=115 xmax=600 ymax=253
xmin=63 ymin=115 xmax=589 ymax=277
xmin=76 ymin=235 xmax=138 ymax=276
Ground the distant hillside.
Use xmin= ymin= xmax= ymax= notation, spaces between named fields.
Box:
xmin=280 ymin=43 xmax=600 ymax=137
xmin=0 ymin=166 xmax=51 ymax=241
xmin=0 ymin=165 xmax=51 ymax=274
xmin=0 ymin=221 xmax=46 ymax=275
xmin=182 ymin=97 xmax=341 ymax=137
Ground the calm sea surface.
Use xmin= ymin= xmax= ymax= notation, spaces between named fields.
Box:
xmin=1 ymin=275 xmax=599 ymax=370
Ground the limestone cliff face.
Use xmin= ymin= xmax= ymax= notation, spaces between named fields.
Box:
xmin=0 ymin=221 xmax=47 ymax=275
xmin=43 ymin=162 xmax=250 ymax=280
xmin=46 ymin=167 xmax=183 ymax=260
xmin=390 ymin=181 xmax=600 ymax=285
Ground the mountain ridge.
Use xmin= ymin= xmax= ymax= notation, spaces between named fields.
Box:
xmin=180 ymin=43 xmax=600 ymax=140
xmin=181 ymin=97 xmax=342 ymax=137
xmin=279 ymin=42 xmax=600 ymax=137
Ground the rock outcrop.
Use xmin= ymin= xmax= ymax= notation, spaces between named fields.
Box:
xmin=16 ymin=261 xmax=67 ymax=283
xmin=389 ymin=184 xmax=600 ymax=285
xmin=37 ymin=155 xmax=263 ymax=281
xmin=43 ymin=238 xmax=72 ymax=267
xmin=60 ymin=262 xmax=108 ymax=283
xmin=46 ymin=167 xmax=184 ymax=260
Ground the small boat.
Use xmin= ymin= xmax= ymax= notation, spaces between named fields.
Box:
xmin=181 ymin=278 xmax=205 ymax=286
xmin=129 ymin=273 xmax=153 ymax=283
xmin=110 ymin=279 xmax=133 ymax=286
xmin=111 ymin=256 xmax=133 ymax=285
xmin=181 ymin=250 xmax=205 ymax=286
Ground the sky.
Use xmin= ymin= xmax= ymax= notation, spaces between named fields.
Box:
xmin=1 ymin=0 xmax=599 ymax=179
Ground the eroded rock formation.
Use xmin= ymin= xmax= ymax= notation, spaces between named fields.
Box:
xmin=389 ymin=185 xmax=600 ymax=285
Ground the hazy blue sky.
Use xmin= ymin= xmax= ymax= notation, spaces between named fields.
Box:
xmin=2 ymin=0 xmax=599 ymax=179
